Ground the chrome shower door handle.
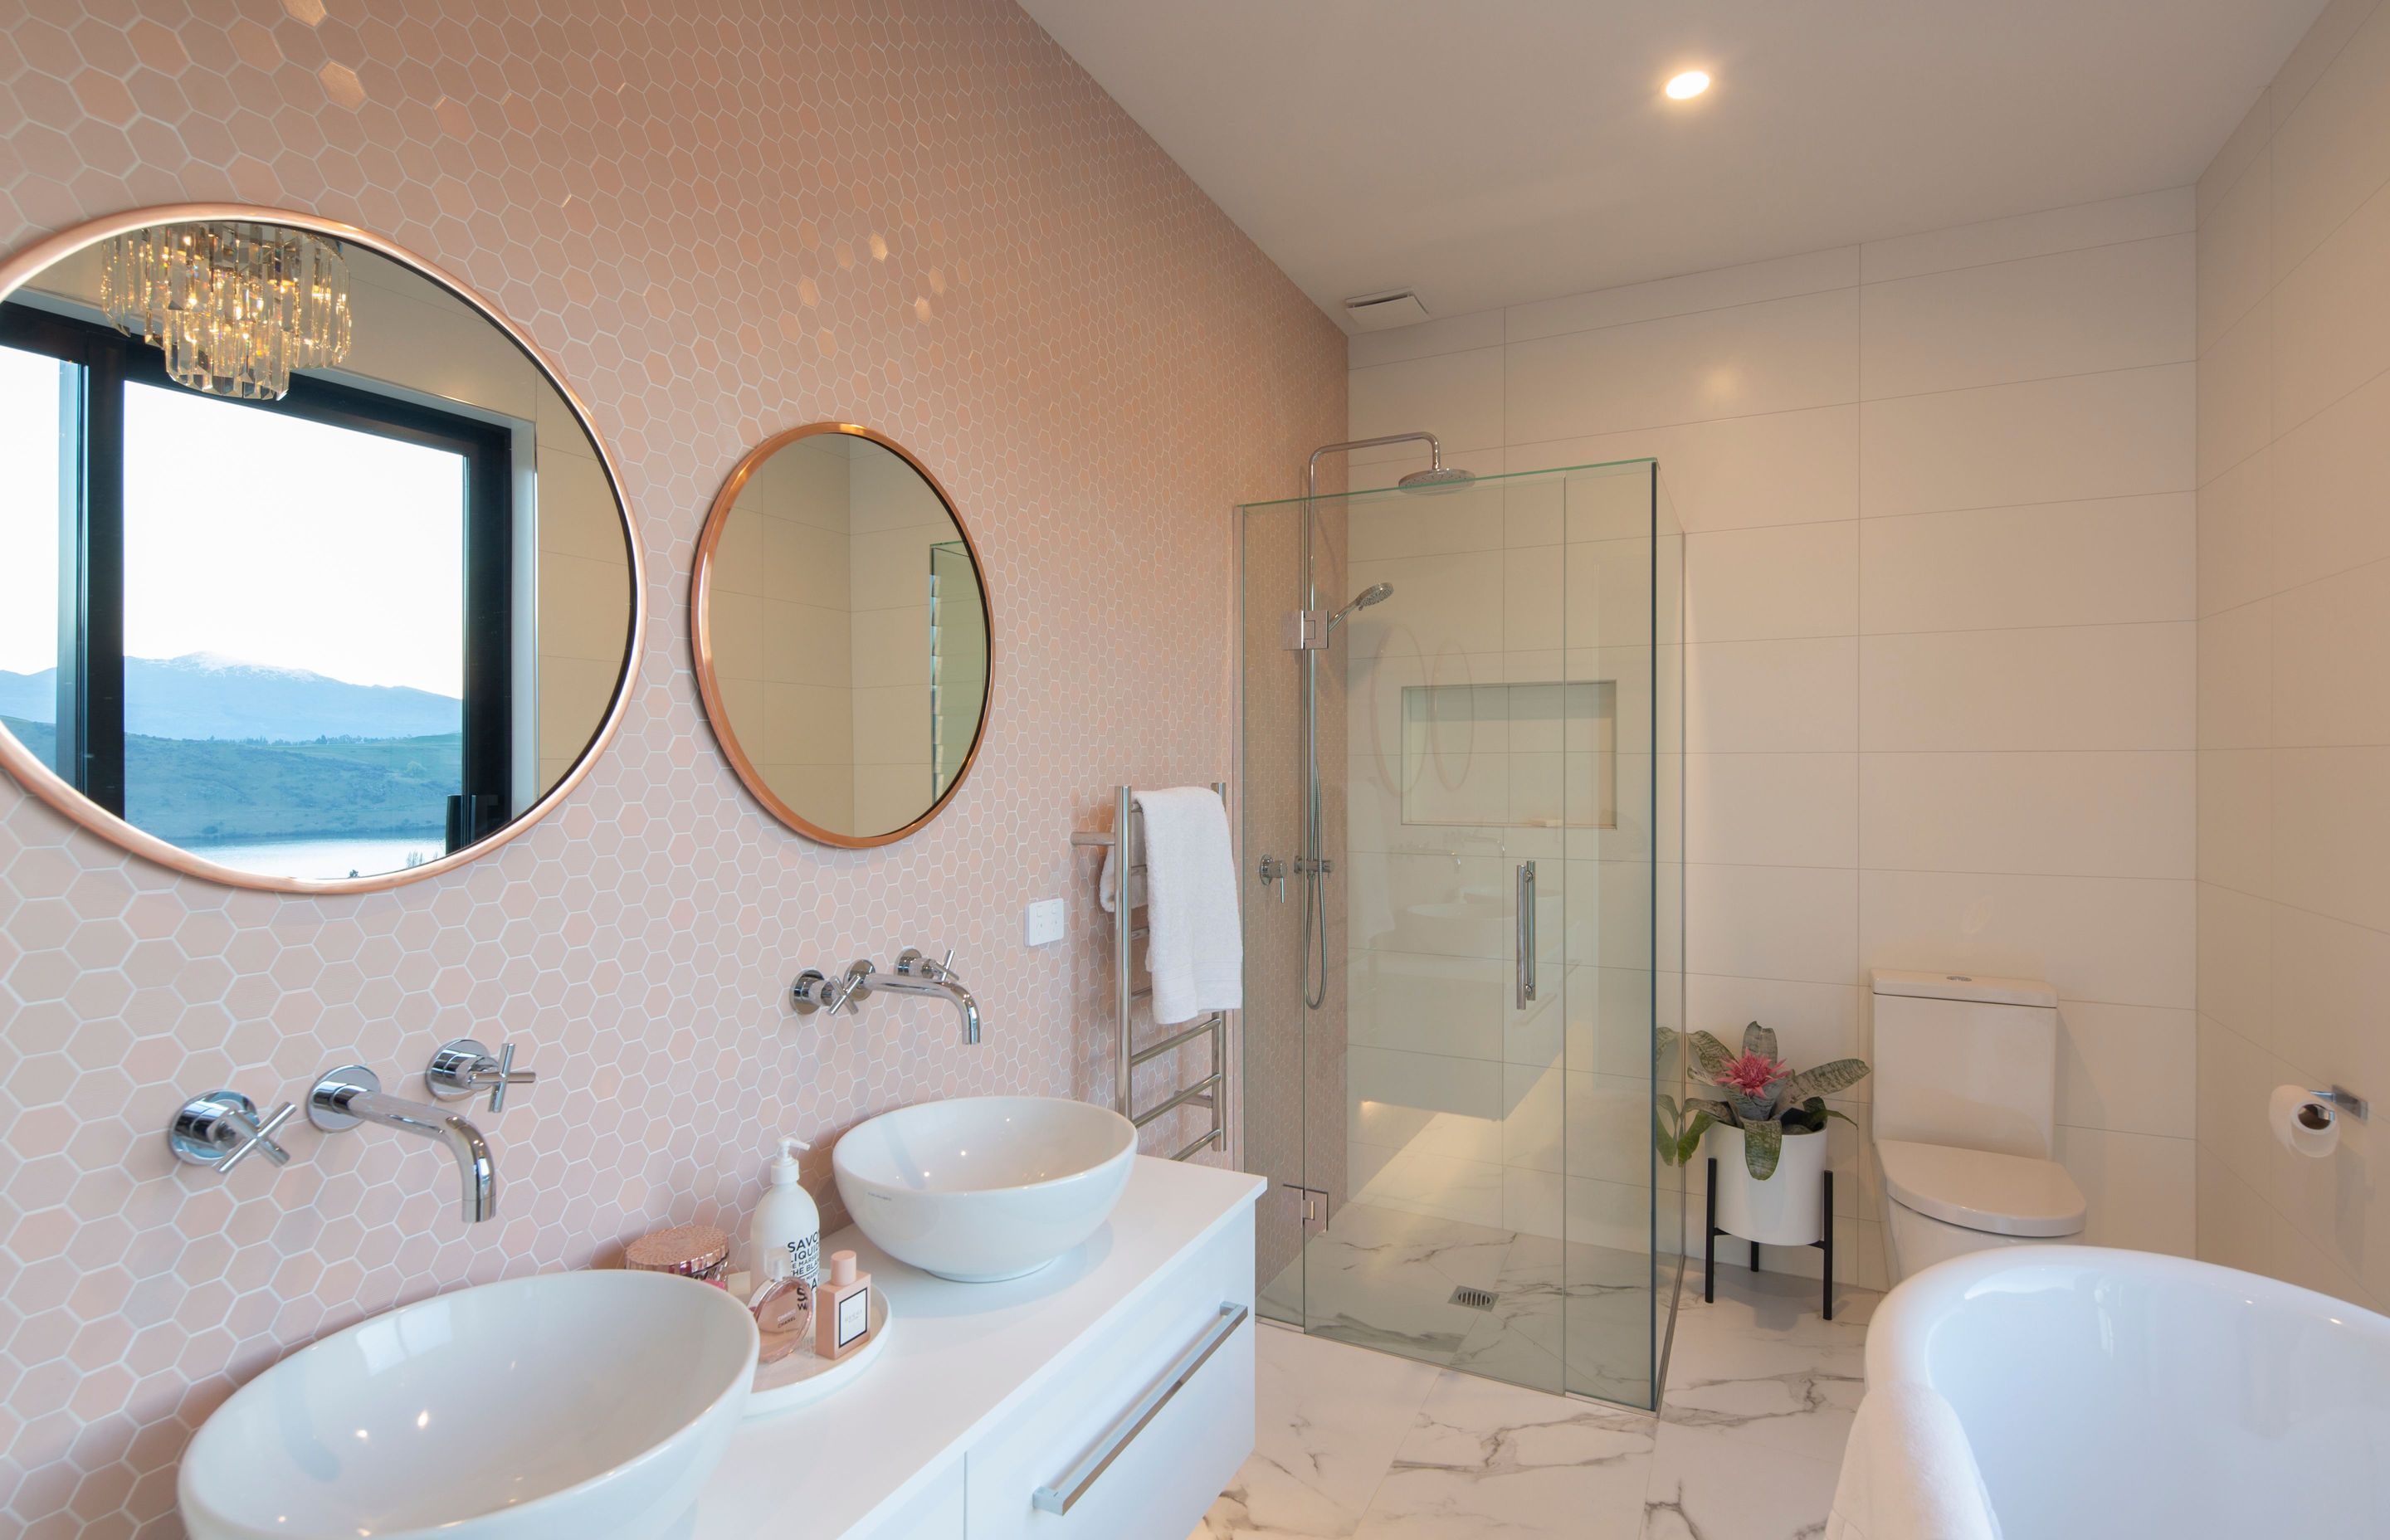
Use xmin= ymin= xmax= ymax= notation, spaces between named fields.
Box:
xmin=1514 ymin=860 xmax=1537 ymax=1009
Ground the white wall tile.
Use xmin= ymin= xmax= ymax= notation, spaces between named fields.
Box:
xmin=2197 ymin=297 xmax=2272 ymax=485
xmin=2269 ymin=0 xmax=2390 ymax=278
xmin=2271 ymin=745 xmax=2390 ymax=931
xmin=2197 ymin=597 xmax=2272 ymax=750
xmin=2197 ymin=151 xmax=2271 ymax=354
xmin=1858 ymin=752 xmax=2195 ymax=879
xmin=1860 ymin=495 xmax=2194 ymax=634
xmin=1505 ymin=289 xmax=1858 ymax=443
xmin=1859 ymin=869 xmax=2194 ymax=1008
xmin=2271 ymin=174 xmax=2390 ymax=436
xmin=2270 ymin=558 xmax=2390 ymax=746
xmin=2197 ymin=449 xmax=2272 ymax=616
xmin=1347 ymin=307 xmax=1505 ymax=369
xmin=1860 ymin=188 xmax=2194 ymax=284
xmin=1686 ymin=637 xmax=1857 ymax=753
xmin=2197 ymin=880 xmax=2274 ymax=1043
xmin=1684 ymin=521 xmax=1858 ymax=642
xmin=2056 ymin=1126 xmax=2197 ymax=1255
xmin=1348 ymin=345 xmax=1505 ymax=463
xmin=2197 ymin=747 xmax=2274 ymax=899
xmin=2057 ymin=1001 xmax=2196 ymax=1138
xmin=1860 ymin=364 xmax=2194 ymax=517
xmin=1685 ymin=753 xmax=1858 ymax=869
xmin=1508 ymin=405 xmax=1860 ymax=534
xmin=1859 ymin=624 xmax=2196 ymax=752
xmin=1686 ymin=864 xmax=1858 ymax=987
xmin=1859 ymin=236 xmax=2193 ymax=398
xmin=1505 ymin=246 xmax=1857 ymax=342
xmin=2272 ymin=368 xmax=2390 ymax=591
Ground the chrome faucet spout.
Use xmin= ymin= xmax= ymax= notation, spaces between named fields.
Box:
xmin=310 ymin=1068 xmax=499 ymax=1222
xmin=880 ymin=948 xmax=983 ymax=1045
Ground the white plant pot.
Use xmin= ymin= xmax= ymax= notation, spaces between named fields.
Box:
xmin=1706 ymin=1123 xmax=1827 ymax=1247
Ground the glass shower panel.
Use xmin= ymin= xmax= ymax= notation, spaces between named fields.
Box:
xmin=1239 ymin=458 xmax=1675 ymax=1409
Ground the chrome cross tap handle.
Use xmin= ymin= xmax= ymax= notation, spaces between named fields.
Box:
xmin=168 ymin=1090 xmax=296 ymax=1175
xmin=792 ymin=959 xmax=876 ymax=1016
xmin=426 ymin=1037 xmax=538 ymax=1113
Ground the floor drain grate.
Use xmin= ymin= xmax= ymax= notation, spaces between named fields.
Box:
xmin=1449 ymin=1286 xmax=1498 ymax=1311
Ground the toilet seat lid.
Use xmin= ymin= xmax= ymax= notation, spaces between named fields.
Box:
xmin=1877 ymin=1139 xmax=2086 ymax=1238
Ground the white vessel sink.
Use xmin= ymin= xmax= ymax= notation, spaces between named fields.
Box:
xmin=178 ymin=1269 xmax=758 ymax=1539
xmin=834 ymin=1095 xmax=1138 ymax=1282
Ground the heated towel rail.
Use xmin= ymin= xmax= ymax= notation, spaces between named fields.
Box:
xmin=1071 ymin=782 xmax=1229 ymax=1162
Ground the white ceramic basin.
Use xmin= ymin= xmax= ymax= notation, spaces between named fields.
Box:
xmin=833 ymin=1095 xmax=1138 ymax=1282
xmin=178 ymin=1269 xmax=758 ymax=1540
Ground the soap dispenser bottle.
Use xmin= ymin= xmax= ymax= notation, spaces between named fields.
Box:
xmin=750 ymin=1135 xmax=821 ymax=1299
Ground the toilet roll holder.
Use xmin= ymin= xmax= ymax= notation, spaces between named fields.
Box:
xmin=2300 ymin=1084 xmax=2369 ymax=1128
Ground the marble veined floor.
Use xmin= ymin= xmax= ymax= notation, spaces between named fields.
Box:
xmin=1259 ymin=1201 xmax=1663 ymax=1404
xmin=1200 ymin=1262 xmax=1876 ymax=1539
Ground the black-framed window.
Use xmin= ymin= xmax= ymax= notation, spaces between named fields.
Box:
xmin=0 ymin=300 xmax=517 ymax=856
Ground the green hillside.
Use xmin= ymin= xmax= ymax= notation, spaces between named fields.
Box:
xmin=2 ymin=717 xmax=459 ymax=842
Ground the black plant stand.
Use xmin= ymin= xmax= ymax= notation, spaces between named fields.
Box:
xmin=1704 ymin=1156 xmax=1835 ymax=1320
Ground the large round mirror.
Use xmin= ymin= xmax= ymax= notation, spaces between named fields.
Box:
xmin=0 ymin=207 xmax=641 ymax=892
xmin=692 ymin=423 xmax=991 ymax=846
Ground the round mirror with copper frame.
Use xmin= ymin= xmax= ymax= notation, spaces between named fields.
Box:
xmin=0 ymin=204 xmax=644 ymax=894
xmin=690 ymin=422 xmax=993 ymax=848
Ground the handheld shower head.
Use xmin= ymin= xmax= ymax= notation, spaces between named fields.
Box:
xmin=1327 ymin=582 xmax=1395 ymax=631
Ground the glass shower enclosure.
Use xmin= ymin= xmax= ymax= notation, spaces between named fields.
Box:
xmin=1239 ymin=458 xmax=1685 ymax=1407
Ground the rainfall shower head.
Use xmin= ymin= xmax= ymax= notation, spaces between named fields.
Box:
xmin=1327 ymin=582 xmax=1395 ymax=631
xmin=1396 ymin=464 xmax=1475 ymax=494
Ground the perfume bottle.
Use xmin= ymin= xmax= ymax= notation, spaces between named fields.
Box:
xmin=749 ymin=1274 xmax=812 ymax=1364
xmin=814 ymin=1249 xmax=876 ymax=1361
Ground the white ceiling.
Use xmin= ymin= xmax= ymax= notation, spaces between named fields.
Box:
xmin=1018 ymin=0 xmax=2325 ymax=327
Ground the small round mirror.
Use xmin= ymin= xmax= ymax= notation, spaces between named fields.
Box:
xmin=0 ymin=207 xmax=641 ymax=892
xmin=692 ymin=423 xmax=991 ymax=846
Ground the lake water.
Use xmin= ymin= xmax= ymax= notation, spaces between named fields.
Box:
xmin=183 ymin=834 xmax=446 ymax=881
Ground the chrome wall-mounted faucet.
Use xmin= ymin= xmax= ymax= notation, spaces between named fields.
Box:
xmin=426 ymin=1037 xmax=538 ymax=1112
xmin=792 ymin=948 xmax=980 ymax=1044
xmin=309 ymin=1065 xmax=500 ymax=1223
xmin=168 ymin=1088 xmax=295 ymax=1176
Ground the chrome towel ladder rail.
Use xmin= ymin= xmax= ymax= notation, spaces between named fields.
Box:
xmin=1070 ymin=782 xmax=1230 ymax=1161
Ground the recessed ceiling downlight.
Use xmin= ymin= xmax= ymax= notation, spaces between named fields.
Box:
xmin=1666 ymin=70 xmax=1711 ymax=100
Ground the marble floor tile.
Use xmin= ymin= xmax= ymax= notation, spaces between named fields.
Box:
xmin=1352 ymin=1373 xmax=1656 ymax=1539
xmin=1205 ymin=1263 xmax=1882 ymax=1540
xmin=1196 ymin=1323 xmax=1444 ymax=1539
xmin=1639 ymin=1419 xmax=1844 ymax=1540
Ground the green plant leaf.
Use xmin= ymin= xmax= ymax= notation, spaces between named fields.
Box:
xmin=1824 ymin=1108 xmax=1858 ymax=1129
xmin=1675 ymin=1109 xmax=1714 ymax=1167
xmin=1741 ymin=1021 xmax=1779 ymax=1061
xmin=1743 ymin=1118 xmax=1783 ymax=1180
xmin=1685 ymin=1096 xmax=1735 ymax=1127
xmin=1782 ymin=1056 xmax=1871 ymax=1102
xmin=1652 ymin=1094 xmax=1680 ymax=1163
xmin=1687 ymin=1030 xmax=1735 ymax=1079
xmin=1654 ymin=1026 xmax=1684 ymax=1074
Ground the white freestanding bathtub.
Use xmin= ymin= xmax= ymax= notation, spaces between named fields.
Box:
xmin=1830 ymin=1246 xmax=2390 ymax=1539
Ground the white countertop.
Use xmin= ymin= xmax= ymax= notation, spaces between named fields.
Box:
xmin=693 ymin=1156 xmax=1265 ymax=1539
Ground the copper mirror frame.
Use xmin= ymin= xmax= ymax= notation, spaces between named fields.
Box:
xmin=0 ymin=204 xmax=645 ymax=894
xmin=690 ymin=422 xmax=993 ymax=848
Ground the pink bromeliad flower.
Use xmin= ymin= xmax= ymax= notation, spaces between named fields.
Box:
xmin=1714 ymin=1050 xmax=1792 ymax=1101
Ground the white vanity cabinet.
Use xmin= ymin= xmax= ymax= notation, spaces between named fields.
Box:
xmin=694 ymin=1157 xmax=1262 ymax=1540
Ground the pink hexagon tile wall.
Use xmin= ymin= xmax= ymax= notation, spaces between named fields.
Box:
xmin=0 ymin=1 xmax=1348 ymax=1533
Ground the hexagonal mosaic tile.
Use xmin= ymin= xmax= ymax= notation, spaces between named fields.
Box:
xmin=0 ymin=1 xmax=1349 ymax=1532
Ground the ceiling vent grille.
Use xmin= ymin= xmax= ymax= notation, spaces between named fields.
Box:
xmin=1344 ymin=289 xmax=1430 ymax=331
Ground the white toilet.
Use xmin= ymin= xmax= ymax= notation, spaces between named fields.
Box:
xmin=1871 ymin=968 xmax=2087 ymax=1284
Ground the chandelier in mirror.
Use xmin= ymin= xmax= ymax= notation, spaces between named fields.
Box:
xmin=99 ymin=221 xmax=352 ymax=400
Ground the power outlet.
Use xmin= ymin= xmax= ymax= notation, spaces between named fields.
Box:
xmin=1024 ymin=898 xmax=1066 ymax=948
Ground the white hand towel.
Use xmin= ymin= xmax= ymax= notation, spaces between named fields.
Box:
xmin=1097 ymin=787 xmax=1241 ymax=1024
xmin=1824 ymin=1380 xmax=2002 ymax=1540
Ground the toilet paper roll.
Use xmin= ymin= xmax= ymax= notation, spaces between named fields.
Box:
xmin=2270 ymin=1084 xmax=2340 ymax=1158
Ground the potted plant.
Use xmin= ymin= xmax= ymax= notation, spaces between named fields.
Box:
xmin=1656 ymin=1023 xmax=1870 ymax=1247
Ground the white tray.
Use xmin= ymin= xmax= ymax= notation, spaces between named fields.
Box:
xmin=730 ymin=1271 xmax=895 ymax=1418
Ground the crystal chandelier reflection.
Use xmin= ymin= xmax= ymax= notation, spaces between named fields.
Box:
xmin=99 ymin=222 xmax=353 ymax=400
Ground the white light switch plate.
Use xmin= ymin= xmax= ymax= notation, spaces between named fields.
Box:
xmin=1024 ymin=898 xmax=1066 ymax=948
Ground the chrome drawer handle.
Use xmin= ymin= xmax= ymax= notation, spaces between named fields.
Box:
xmin=1031 ymin=1302 xmax=1248 ymax=1517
